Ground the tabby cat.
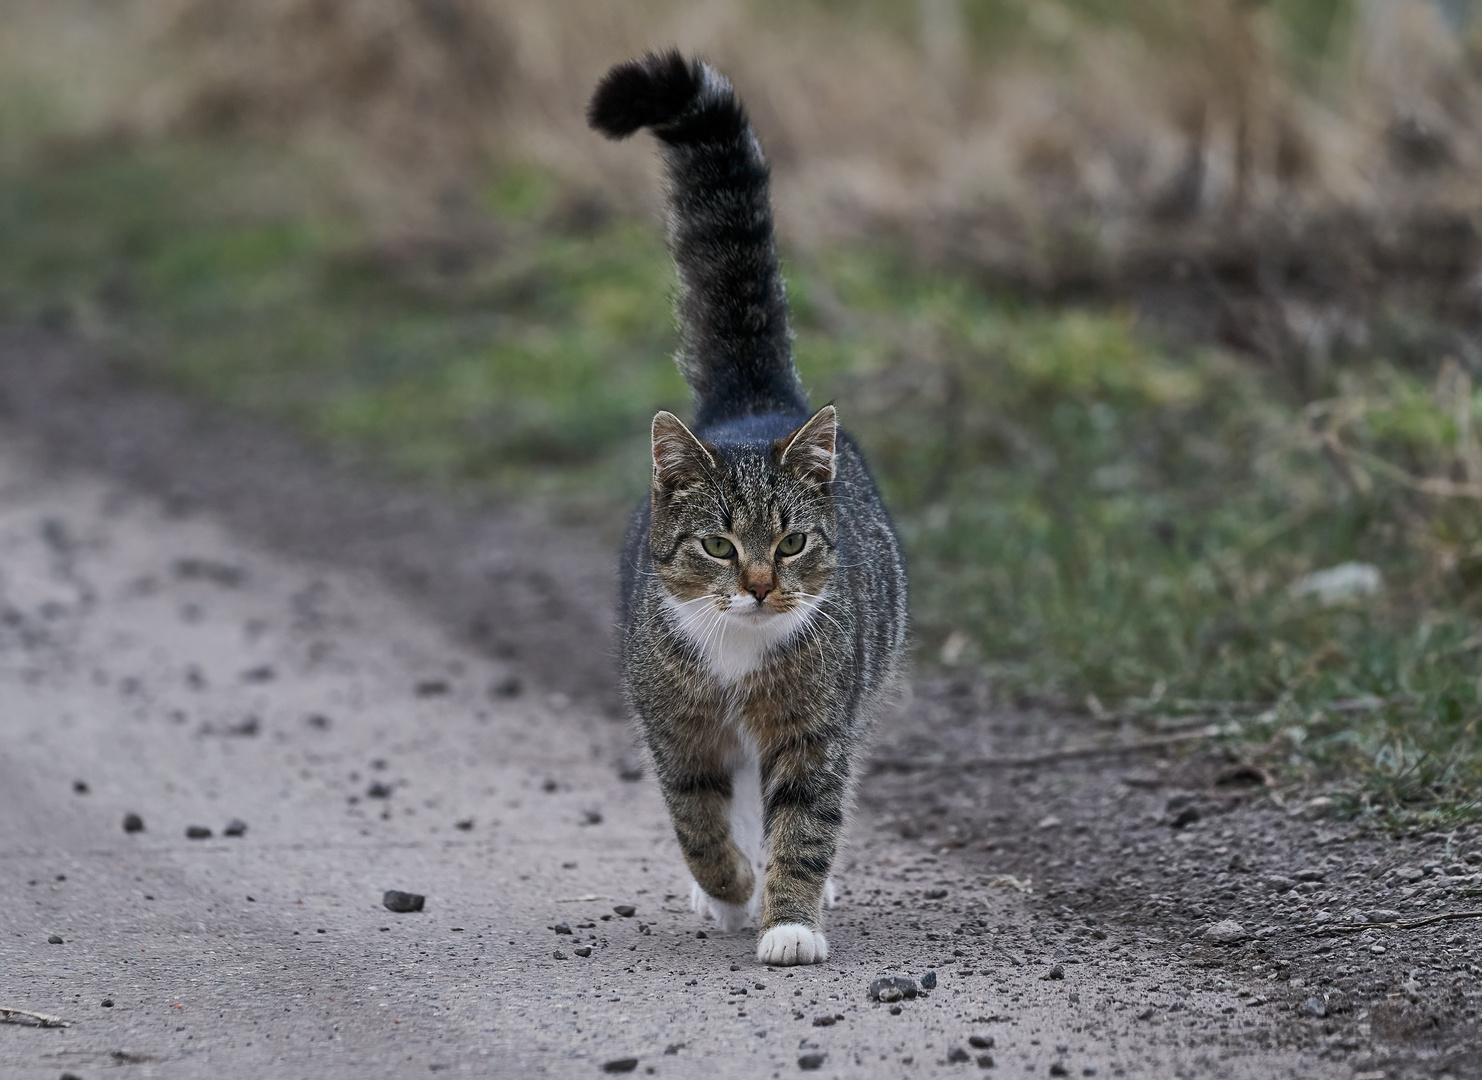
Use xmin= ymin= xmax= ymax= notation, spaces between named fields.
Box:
xmin=589 ymin=51 xmax=908 ymax=966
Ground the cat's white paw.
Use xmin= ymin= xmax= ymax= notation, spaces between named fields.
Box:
xmin=689 ymin=881 xmax=750 ymax=933
xmin=756 ymin=924 xmax=829 ymax=966
xmin=823 ymin=877 xmax=838 ymax=909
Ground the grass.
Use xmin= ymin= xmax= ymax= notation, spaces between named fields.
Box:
xmin=0 ymin=136 xmax=1477 ymax=826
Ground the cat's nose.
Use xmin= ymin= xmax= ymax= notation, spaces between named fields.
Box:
xmin=747 ymin=580 xmax=773 ymax=602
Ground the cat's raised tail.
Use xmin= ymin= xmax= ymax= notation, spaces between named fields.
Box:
xmin=588 ymin=52 xmax=808 ymax=430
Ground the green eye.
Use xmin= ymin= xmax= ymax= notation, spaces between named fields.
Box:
xmin=777 ymin=532 xmax=807 ymax=557
xmin=700 ymin=536 xmax=736 ymax=559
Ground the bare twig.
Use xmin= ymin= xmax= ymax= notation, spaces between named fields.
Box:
xmin=0 ymin=1006 xmax=72 ymax=1028
xmin=1304 ymin=910 xmax=1482 ymax=938
xmin=869 ymin=725 xmax=1223 ymax=774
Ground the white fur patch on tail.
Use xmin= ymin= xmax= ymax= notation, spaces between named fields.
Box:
xmin=757 ymin=924 xmax=828 ymax=966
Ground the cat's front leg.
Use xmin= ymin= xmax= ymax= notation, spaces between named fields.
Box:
xmin=651 ymin=754 xmax=755 ymax=928
xmin=755 ymin=741 xmax=848 ymax=965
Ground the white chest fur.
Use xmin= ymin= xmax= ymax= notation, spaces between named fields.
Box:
xmin=664 ymin=593 xmax=819 ymax=683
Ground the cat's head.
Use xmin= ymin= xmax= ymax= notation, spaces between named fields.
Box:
xmin=648 ymin=406 xmax=838 ymax=624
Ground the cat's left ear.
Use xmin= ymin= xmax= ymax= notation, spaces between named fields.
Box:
xmin=775 ymin=405 xmax=837 ymax=486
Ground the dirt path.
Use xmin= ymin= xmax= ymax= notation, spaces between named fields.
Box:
xmin=0 ymin=330 xmax=1474 ymax=1078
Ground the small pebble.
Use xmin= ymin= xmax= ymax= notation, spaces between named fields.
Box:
xmin=553 ymin=950 xmax=568 ymax=960
xmin=73 ymin=781 xmax=89 ymax=794
xmin=696 ymin=931 xmax=707 ymax=939
xmin=1170 ymin=806 xmax=1199 ymax=829
xmin=613 ymin=905 xmax=636 ymax=918
xmin=367 ymin=782 xmax=393 ymax=799
xmin=575 ymin=947 xmax=592 ymax=957
xmin=1202 ymin=919 xmax=1246 ymax=944
xmin=48 ymin=935 xmax=64 ymax=944
xmin=1050 ymin=1064 xmax=1069 ymax=1077
xmin=223 ymin=819 xmax=247 ymax=837
xmin=185 ymin=826 xmax=212 ymax=840
xmin=455 ymin=819 xmax=474 ymax=831
xmin=1301 ymin=996 xmax=1327 ymax=1018
xmin=969 ymin=1035 xmax=995 ymax=1049
xmin=123 ymin=813 xmax=144 ymax=833
xmin=583 ymin=810 xmax=604 ymax=825
xmin=812 ymin=1016 xmax=835 ymax=1027
xmin=554 ymin=923 xmax=573 ymax=934
xmin=382 ymin=890 xmax=425 ymax=913
xmin=798 ymin=1053 xmax=826 ymax=1071
xmin=101 ymin=999 xmax=114 ymax=1007
xmin=490 ymin=675 xmax=522 ymax=698
xmin=601 ymin=1058 xmax=638 ymax=1073
xmin=923 ymin=888 xmax=948 ymax=900
xmin=1045 ymin=964 xmax=1065 ymax=980
xmin=61 ymin=1073 xmax=83 ymax=1080
xmin=977 ymin=1054 xmax=995 ymax=1068
xmin=920 ymin=970 xmax=937 ymax=990
xmin=869 ymin=975 xmax=919 ymax=1002
xmin=889 ymin=1005 xmax=902 ymax=1015
xmin=947 ymin=1047 xmax=971 ymax=1063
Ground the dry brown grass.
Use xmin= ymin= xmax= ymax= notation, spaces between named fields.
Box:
xmin=6 ymin=0 xmax=1482 ymax=304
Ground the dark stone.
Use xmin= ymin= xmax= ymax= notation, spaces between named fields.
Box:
xmin=72 ymin=781 xmax=89 ymax=794
xmin=554 ymin=923 xmax=573 ymax=934
xmin=582 ymin=809 xmax=604 ymax=825
xmin=367 ymin=782 xmax=393 ymax=799
xmin=1050 ymin=1064 xmax=1069 ymax=1077
xmin=185 ymin=826 xmax=212 ymax=839
xmin=455 ymin=819 xmax=474 ymax=831
xmin=415 ymin=680 xmax=450 ymax=697
xmin=602 ymin=1059 xmax=638 ymax=1073
xmin=977 ymin=1054 xmax=995 ymax=1068
xmin=811 ymin=1015 xmax=835 ymax=1027
xmin=798 ymin=1053 xmax=826 ymax=1071
xmin=613 ymin=905 xmax=636 ymax=918
xmin=490 ymin=675 xmax=522 ymax=698
xmin=969 ymin=1035 xmax=994 ymax=1049
xmin=948 ymin=1047 xmax=971 ymax=1062
xmin=123 ymin=813 xmax=144 ymax=833
xmin=223 ymin=819 xmax=247 ymax=837
xmin=869 ymin=975 xmax=919 ymax=1002
xmin=696 ymin=931 xmax=707 ymax=939
xmin=553 ymin=951 xmax=568 ymax=960
xmin=48 ymin=934 xmax=64 ymax=944
xmin=1171 ymin=807 xmax=1200 ymax=829
xmin=924 ymin=888 xmax=948 ymax=900
xmin=575 ymin=947 xmax=592 ymax=957
xmin=889 ymin=1005 xmax=902 ymax=1015
xmin=382 ymin=890 xmax=425 ymax=913
xmin=920 ymin=970 xmax=937 ymax=990
xmin=101 ymin=999 xmax=114 ymax=1007
xmin=1045 ymin=964 xmax=1065 ymax=980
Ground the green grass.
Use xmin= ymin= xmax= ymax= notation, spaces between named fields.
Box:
xmin=0 ymin=137 xmax=1477 ymax=825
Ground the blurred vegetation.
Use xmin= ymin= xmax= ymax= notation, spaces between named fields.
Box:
xmin=0 ymin=0 xmax=1479 ymax=825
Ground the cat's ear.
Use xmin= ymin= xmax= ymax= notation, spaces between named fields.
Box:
xmin=652 ymin=411 xmax=716 ymax=491
xmin=775 ymin=405 xmax=837 ymax=486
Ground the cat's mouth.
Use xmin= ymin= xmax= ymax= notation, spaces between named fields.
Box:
xmin=726 ymin=595 xmax=784 ymax=618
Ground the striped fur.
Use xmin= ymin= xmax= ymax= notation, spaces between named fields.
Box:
xmin=592 ymin=52 xmax=908 ymax=966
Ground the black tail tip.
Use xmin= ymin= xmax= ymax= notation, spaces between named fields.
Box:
xmin=587 ymin=50 xmax=702 ymax=139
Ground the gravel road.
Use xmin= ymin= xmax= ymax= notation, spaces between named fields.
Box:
xmin=0 ymin=330 xmax=1473 ymax=1078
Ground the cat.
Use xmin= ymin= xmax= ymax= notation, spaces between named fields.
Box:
xmin=588 ymin=51 xmax=908 ymax=966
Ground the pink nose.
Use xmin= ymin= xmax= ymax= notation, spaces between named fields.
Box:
xmin=747 ymin=581 xmax=772 ymax=602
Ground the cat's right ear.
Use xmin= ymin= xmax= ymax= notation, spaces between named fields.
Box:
xmin=651 ymin=411 xmax=716 ymax=492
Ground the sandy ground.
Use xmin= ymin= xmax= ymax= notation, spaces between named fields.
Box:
xmin=0 ymin=329 xmax=1475 ymax=1079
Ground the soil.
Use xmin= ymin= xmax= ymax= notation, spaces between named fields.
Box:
xmin=0 ymin=327 xmax=1478 ymax=1078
